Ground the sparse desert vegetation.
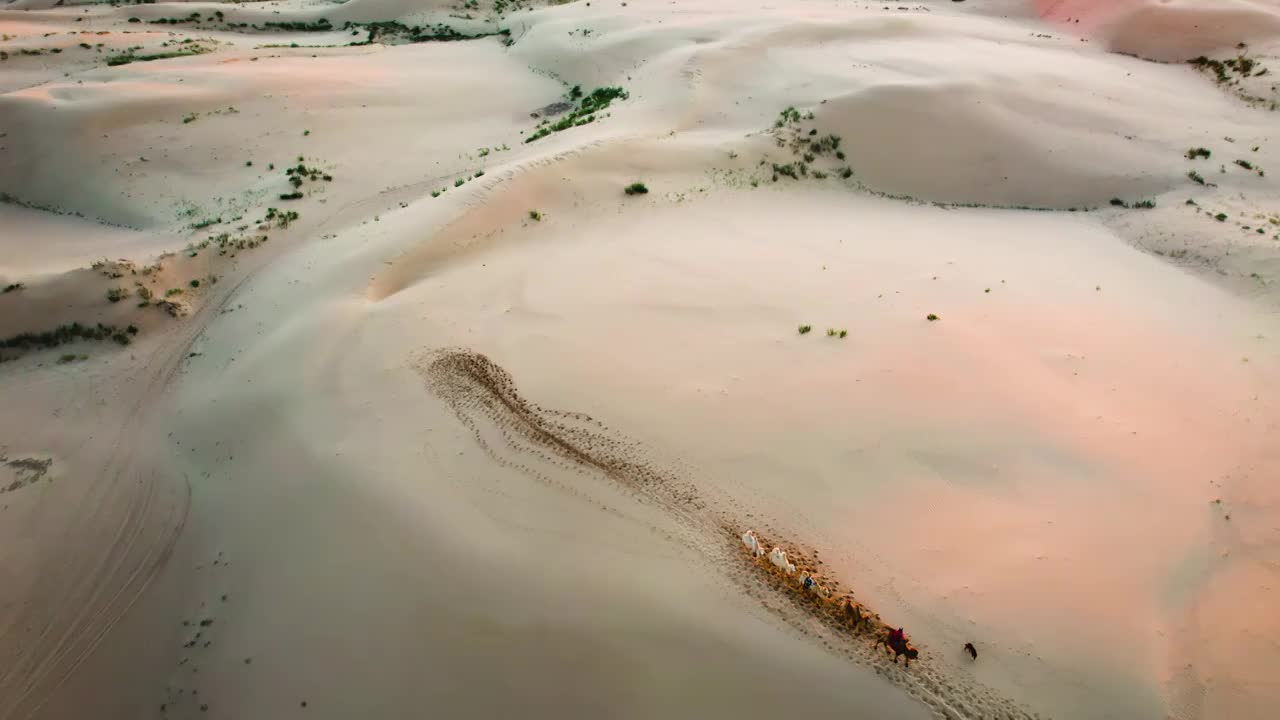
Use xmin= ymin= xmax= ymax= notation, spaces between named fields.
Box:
xmin=526 ymin=86 xmax=628 ymax=143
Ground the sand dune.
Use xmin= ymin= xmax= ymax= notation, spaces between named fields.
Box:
xmin=2 ymin=1 xmax=1279 ymax=719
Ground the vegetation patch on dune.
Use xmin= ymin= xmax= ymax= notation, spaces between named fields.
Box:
xmin=0 ymin=322 xmax=135 ymax=357
xmin=106 ymin=44 xmax=209 ymax=67
xmin=345 ymin=21 xmax=508 ymax=46
xmin=525 ymin=86 xmax=628 ymax=143
xmin=1189 ymin=47 xmax=1277 ymax=110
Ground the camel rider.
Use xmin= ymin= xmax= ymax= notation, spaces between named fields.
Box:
xmin=889 ymin=627 xmax=906 ymax=646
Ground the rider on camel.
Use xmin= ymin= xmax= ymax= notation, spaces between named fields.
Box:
xmin=888 ymin=627 xmax=906 ymax=646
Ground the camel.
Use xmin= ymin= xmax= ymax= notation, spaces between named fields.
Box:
xmin=876 ymin=633 xmax=919 ymax=667
xmin=843 ymin=600 xmax=868 ymax=632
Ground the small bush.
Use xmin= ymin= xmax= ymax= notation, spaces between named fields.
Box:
xmin=1110 ymin=198 xmax=1128 ymax=208
xmin=1186 ymin=147 xmax=1211 ymax=160
xmin=106 ymin=287 xmax=130 ymax=303
xmin=798 ymin=325 xmax=812 ymax=335
xmin=528 ymin=210 xmax=542 ymax=221
xmin=838 ymin=329 xmax=848 ymax=339
xmin=1133 ymin=200 xmax=1156 ymax=209
xmin=624 ymin=182 xmax=648 ymax=195
xmin=454 ymin=178 xmax=465 ymax=187
xmin=165 ymin=288 xmax=184 ymax=297
xmin=1188 ymin=171 xmax=1206 ymax=185
xmin=2 ymin=283 xmax=24 ymax=293
xmin=189 ymin=279 xmax=200 ymax=288
xmin=1215 ymin=213 xmax=1228 ymax=222
xmin=1234 ymin=159 xmax=1255 ymax=170
xmin=926 ymin=313 xmax=939 ymax=322
xmin=279 ymin=191 xmax=303 ymax=200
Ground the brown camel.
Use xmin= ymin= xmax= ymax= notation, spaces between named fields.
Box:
xmin=843 ymin=600 xmax=868 ymax=632
xmin=876 ymin=634 xmax=919 ymax=667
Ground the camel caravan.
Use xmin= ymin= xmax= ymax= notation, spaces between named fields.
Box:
xmin=740 ymin=529 xmax=919 ymax=667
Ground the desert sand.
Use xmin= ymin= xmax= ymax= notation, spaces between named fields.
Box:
xmin=2 ymin=0 xmax=1279 ymax=718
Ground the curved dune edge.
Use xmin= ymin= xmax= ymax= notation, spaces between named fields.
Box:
xmin=414 ymin=347 xmax=1039 ymax=720
xmin=1037 ymin=0 xmax=1280 ymax=61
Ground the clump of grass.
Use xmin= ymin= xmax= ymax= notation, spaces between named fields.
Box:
xmin=0 ymin=321 xmax=131 ymax=353
xmin=1215 ymin=213 xmax=1228 ymax=222
xmin=838 ymin=329 xmax=848 ymax=339
xmin=772 ymin=163 xmax=797 ymax=180
xmin=431 ymin=190 xmax=440 ymax=198
xmin=1234 ymin=159 xmax=1255 ymax=170
xmin=525 ymin=86 xmax=629 ymax=143
xmin=264 ymin=207 xmax=299 ymax=228
xmin=189 ymin=279 xmax=200 ymax=288
xmin=839 ymin=167 xmax=853 ymax=179
xmin=775 ymin=106 xmax=802 ymax=127
xmin=624 ymin=182 xmax=649 ymax=195
xmin=2 ymin=283 xmax=24 ymax=294
xmin=106 ymin=287 xmax=130 ymax=303
xmin=1188 ymin=170 xmax=1206 ymax=185
xmin=454 ymin=178 xmax=465 ymax=187
xmin=798 ymin=324 xmax=812 ymax=335
xmin=926 ymin=313 xmax=939 ymax=322
xmin=1133 ymin=199 xmax=1156 ymax=209
xmin=279 ymin=191 xmax=303 ymax=200
xmin=1186 ymin=147 xmax=1212 ymax=160
xmin=474 ymin=170 xmax=484 ymax=178
xmin=165 ymin=288 xmax=184 ymax=297
xmin=528 ymin=209 xmax=542 ymax=221
xmin=1110 ymin=198 xmax=1128 ymax=208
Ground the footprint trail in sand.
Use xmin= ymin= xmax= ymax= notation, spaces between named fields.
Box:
xmin=416 ymin=348 xmax=1041 ymax=720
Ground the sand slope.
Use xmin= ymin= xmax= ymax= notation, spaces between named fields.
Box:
xmin=2 ymin=1 xmax=1279 ymax=719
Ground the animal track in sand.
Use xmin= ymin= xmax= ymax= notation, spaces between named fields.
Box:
xmin=415 ymin=348 xmax=1041 ymax=720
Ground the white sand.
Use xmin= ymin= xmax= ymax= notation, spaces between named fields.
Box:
xmin=2 ymin=1 xmax=1279 ymax=719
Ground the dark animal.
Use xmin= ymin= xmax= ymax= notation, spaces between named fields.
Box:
xmin=963 ymin=642 xmax=977 ymax=660
xmin=876 ymin=633 xmax=919 ymax=667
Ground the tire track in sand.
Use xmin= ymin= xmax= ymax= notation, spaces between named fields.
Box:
xmin=415 ymin=348 xmax=1042 ymax=720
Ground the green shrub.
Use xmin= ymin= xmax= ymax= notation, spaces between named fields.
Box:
xmin=1186 ymin=147 xmax=1211 ymax=159
xmin=528 ymin=210 xmax=542 ymax=221
xmin=798 ymin=325 xmax=812 ymax=335
xmin=1188 ymin=171 xmax=1206 ymax=185
xmin=624 ymin=182 xmax=648 ymax=195
xmin=106 ymin=287 xmax=129 ymax=302
xmin=926 ymin=313 xmax=939 ymax=321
